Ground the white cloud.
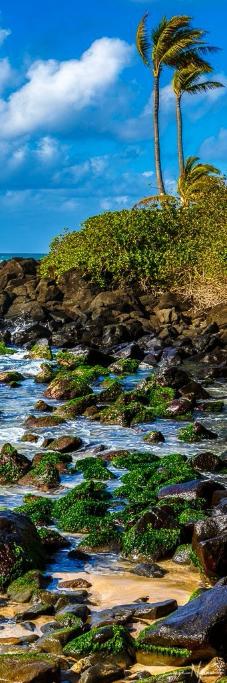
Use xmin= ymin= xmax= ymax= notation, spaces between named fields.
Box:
xmin=0 ymin=27 xmax=11 ymax=46
xmin=0 ymin=58 xmax=14 ymax=92
xmin=0 ymin=37 xmax=133 ymax=138
xmin=200 ymin=127 xmax=227 ymax=162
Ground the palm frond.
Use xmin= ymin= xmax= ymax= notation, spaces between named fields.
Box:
xmin=186 ymin=80 xmax=224 ymax=94
xmin=136 ymin=13 xmax=151 ymax=66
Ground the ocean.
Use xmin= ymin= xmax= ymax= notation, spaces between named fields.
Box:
xmin=0 ymin=253 xmax=45 ymax=261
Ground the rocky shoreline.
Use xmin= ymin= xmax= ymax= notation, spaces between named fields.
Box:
xmin=0 ymin=258 xmax=226 ymax=682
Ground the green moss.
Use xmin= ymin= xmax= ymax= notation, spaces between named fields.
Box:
xmin=147 ymin=381 xmax=175 ymax=418
xmin=178 ymin=509 xmax=207 ymax=525
xmin=122 ymin=526 xmax=181 ymax=560
xmin=64 ymin=624 xmax=134 ymax=656
xmin=54 ymin=499 xmax=109 ymax=533
xmin=15 ymin=495 xmax=53 ymax=525
xmin=178 ymin=424 xmax=203 ymax=443
xmin=74 ymin=457 xmax=115 ymax=481
xmin=30 ymin=343 xmax=52 ymax=360
xmin=7 ymin=569 xmax=43 ymax=600
xmin=189 ymin=548 xmax=204 ymax=573
xmin=112 ymin=451 xmax=159 ymax=469
xmin=55 ymin=613 xmax=83 ymax=630
xmin=188 ymin=588 xmax=206 ymax=602
xmin=56 ymin=351 xmax=86 ymax=369
xmin=0 ymin=342 xmax=15 ymax=355
xmin=55 ymin=394 xmax=95 ymax=418
xmin=80 ymin=524 xmax=120 ymax=549
xmin=110 ymin=358 xmax=140 ymax=375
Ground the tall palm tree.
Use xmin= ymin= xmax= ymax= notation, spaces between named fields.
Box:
xmin=173 ymin=64 xmax=223 ymax=175
xmin=178 ymin=155 xmax=221 ymax=206
xmin=136 ymin=14 xmax=210 ymax=195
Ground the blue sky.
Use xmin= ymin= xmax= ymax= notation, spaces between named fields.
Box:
xmin=0 ymin=0 xmax=226 ymax=252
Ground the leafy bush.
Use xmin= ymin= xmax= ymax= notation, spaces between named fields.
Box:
xmin=40 ymin=191 xmax=227 ymax=302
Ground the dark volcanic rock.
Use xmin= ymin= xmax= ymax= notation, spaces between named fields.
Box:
xmin=158 ymin=479 xmax=224 ymax=504
xmin=131 ymin=562 xmax=167 ymax=578
xmin=191 ymin=451 xmax=221 ymax=473
xmin=138 ymin=582 xmax=227 ymax=661
xmin=0 ymin=510 xmax=44 ymax=589
xmin=192 ymin=515 xmax=227 ymax=579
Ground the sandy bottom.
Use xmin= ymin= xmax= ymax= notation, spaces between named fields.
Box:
xmin=52 ymin=560 xmax=202 ymax=611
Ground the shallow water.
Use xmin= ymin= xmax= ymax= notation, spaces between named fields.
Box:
xmin=0 ymin=347 xmax=226 ymax=659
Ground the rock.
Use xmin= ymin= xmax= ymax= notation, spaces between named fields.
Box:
xmin=137 ymin=582 xmax=227 ymax=661
xmin=207 ymin=303 xmax=227 ymax=328
xmin=143 ymin=431 xmax=165 ymax=444
xmin=16 ymin=602 xmax=55 ymax=621
xmin=59 ymin=578 xmax=92 ymax=589
xmin=34 ymin=400 xmax=53 ymax=412
xmin=158 ymin=479 xmax=224 ymax=504
xmin=56 ymin=604 xmax=90 ymax=622
xmin=46 ymin=435 xmax=82 ymax=452
xmin=200 ymin=657 xmax=226 ymax=680
xmin=192 ymin=516 xmax=227 ymax=579
xmin=0 ymin=370 xmax=24 ymax=383
xmin=156 ymin=366 xmax=189 ymax=390
xmin=24 ymin=414 xmax=65 ymax=428
xmin=167 ymin=398 xmax=192 ymax=417
xmin=7 ymin=570 xmax=44 ymax=603
xmin=29 ymin=339 xmax=52 ymax=360
xmin=173 ymin=546 xmax=192 ymax=565
xmin=92 ymin=600 xmax=177 ymax=628
xmin=0 ymin=443 xmax=30 ymax=484
xmin=180 ymin=381 xmax=210 ymax=401
xmin=113 ymin=342 xmax=144 ymax=361
xmin=79 ymin=661 xmax=124 ymax=682
xmin=35 ymin=363 xmax=54 ymax=383
xmin=191 ymin=452 xmax=221 ymax=472
xmin=0 ymin=510 xmax=44 ymax=589
xmin=0 ymin=653 xmax=60 ymax=682
xmin=21 ymin=433 xmax=39 ymax=443
xmin=131 ymin=562 xmax=167 ymax=578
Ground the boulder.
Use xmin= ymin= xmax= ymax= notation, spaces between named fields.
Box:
xmin=0 ymin=443 xmax=30 ymax=484
xmin=0 ymin=653 xmax=60 ymax=681
xmin=79 ymin=661 xmax=124 ymax=682
xmin=158 ymin=479 xmax=224 ymax=504
xmin=131 ymin=562 xmax=167 ymax=578
xmin=137 ymin=582 xmax=227 ymax=661
xmin=0 ymin=511 xmax=44 ymax=589
xmin=92 ymin=600 xmax=177 ymax=628
xmin=192 ymin=516 xmax=227 ymax=579
xmin=191 ymin=452 xmax=221 ymax=473
xmin=46 ymin=435 xmax=82 ymax=452
xmin=143 ymin=431 xmax=165 ymax=444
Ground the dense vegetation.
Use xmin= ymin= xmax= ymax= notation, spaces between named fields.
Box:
xmin=41 ymin=185 xmax=227 ymax=304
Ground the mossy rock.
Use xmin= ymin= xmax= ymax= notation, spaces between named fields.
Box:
xmin=74 ymin=457 xmax=115 ymax=481
xmin=143 ymin=431 xmax=165 ymax=444
xmin=38 ymin=526 xmax=70 ymax=552
xmin=54 ymin=500 xmax=109 ymax=533
xmin=0 ymin=653 xmax=60 ymax=682
xmin=55 ymin=613 xmax=83 ymax=629
xmin=108 ymin=358 xmax=140 ymax=374
xmin=178 ymin=422 xmax=217 ymax=443
xmin=0 ymin=371 xmax=24 ymax=383
xmin=15 ymin=495 xmax=53 ymax=526
xmin=0 ymin=342 xmax=16 ymax=355
xmin=56 ymin=350 xmax=87 ymax=369
xmin=122 ymin=526 xmax=181 ymax=560
xmin=30 ymin=342 xmax=52 ymax=360
xmin=45 ymin=372 xmax=91 ymax=400
xmin=24 ymin=414 xmax=65 ymax=428
xmin=0 ymin=443 xmax=30 ymax=484
xmin=64 ymin=624 xmax=135 ymax=658
xmin=80 ymin=524 xmax=121 ymax=551
xmin=7 ymin=569 xmax=44 ymax=603
xmin=55 ymin=394 xmax=95 ymax=418
xmin=35 ymin=362 xmax=54 ymax=383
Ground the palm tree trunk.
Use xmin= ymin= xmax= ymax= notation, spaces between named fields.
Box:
xmin=176 ymin=94 xmax=184 ymax=177
xmin=153 ymin=73 xmax=165 ymax=195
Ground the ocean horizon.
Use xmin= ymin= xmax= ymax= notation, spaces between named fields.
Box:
xmin=0 ymin=253 xmax=45 ymax=261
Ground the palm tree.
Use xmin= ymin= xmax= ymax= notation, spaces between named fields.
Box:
xmin=178 ymin=155 xmax=221 ymax=206
xmin=173 ymin=64 xmax=223 ymax=175
xmin=136 ymin=14 xmax=210 ymax=195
